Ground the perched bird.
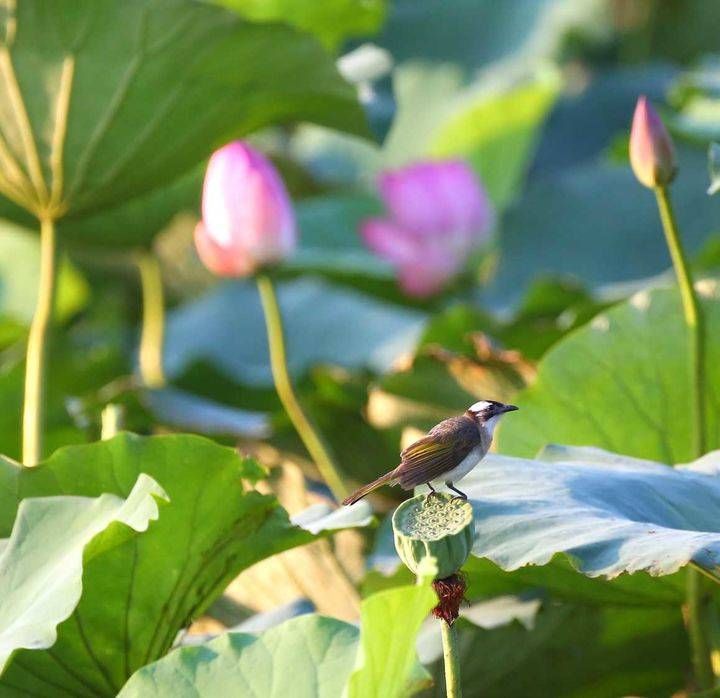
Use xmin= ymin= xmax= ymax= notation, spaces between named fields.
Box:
xmin=343 ymin=400 xmax=518 ymax=505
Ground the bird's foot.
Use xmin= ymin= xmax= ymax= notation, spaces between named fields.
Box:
xmin=424 ymin=484 xmax=443 ymax=503
xmin=446 ymin=482 xmax=468 ymax=501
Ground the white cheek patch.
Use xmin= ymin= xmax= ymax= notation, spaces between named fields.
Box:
xmin=469 ymin=400 xmax=493 ymax=413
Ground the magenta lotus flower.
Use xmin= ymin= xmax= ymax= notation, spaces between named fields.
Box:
xmin=361 ymin=161 xmax=493 ymax=297
xmin=195 ymin=141 xmax=296 ymax=277
xmin=629 ymin=96 xmax=676 ymax=189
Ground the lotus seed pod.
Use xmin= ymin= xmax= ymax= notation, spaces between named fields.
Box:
xmin=392 ymin=493 xmax=475 ymax=580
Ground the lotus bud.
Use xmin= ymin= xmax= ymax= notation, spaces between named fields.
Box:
xmin=195 ymin=141 xmax=297 ymax=277
xmin=360 ymin=160 xmax=493 ymax=297
xmin=629 ymin=96 xmax=677 ymax=189
xmin=392 ymin=493 xmax=475 ymax=580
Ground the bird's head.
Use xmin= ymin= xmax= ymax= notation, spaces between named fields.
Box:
xmin=466 ymin=400 xmax=518 ymax=435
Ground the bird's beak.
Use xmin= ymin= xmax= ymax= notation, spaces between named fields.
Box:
xmin=501 ymin=404 xmax=519 ymax=413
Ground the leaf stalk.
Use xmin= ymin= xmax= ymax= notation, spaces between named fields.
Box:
xmin=654 ymin=184 xmax=712 ymax=690
xmin=136 ymin=251 xmax=166 ymax=389
xmin=22 ymin=216 xmax=58 ymax=465
xmin=256 ymin=272 xmax=348 ymax=501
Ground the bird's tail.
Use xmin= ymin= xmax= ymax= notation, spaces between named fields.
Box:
xmin=342 ymin=469 xmax=398 ymax=505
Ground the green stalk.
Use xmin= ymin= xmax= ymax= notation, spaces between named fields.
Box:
xmin=22 ymin=217 xmax=58 ymax=466
xmin=256 ymin=273 xmax=348 ymax=501
xmin=440 ymin=620 xmax=462 ymax=698
xmin=654 ymin=185 xmax=712 ymax=689
xmin=136 ymin=251 xmax=166 ymax=389
xmin=654 ymin=186 xmax=705 ymax=456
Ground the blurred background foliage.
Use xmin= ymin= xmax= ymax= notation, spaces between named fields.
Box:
xmin=4 ymin=0 xmax=720 ymax=695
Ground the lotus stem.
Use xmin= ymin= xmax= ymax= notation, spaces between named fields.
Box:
xmin=22 ymin=216 xmax=58 ymax=466
xmin=653 ymin=184 xmax=713 ymax=689
xmin=136 ymin=251 xmax=166 ymax=389
xmin=440 ymin=619 xmax=462 ymax=698
xmin=256 ymin=272 xmax=348 ymax=501
xmin=654 ymin=186 xmax=705 ymax=456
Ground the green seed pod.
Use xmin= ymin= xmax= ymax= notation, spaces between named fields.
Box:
xmin=392 ymin=493 xmax=475 ymax=580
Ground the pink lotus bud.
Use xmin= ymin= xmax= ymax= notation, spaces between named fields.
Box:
xmin=195 ymin=141 xmax=296 ymax=277
xmin=629 ymin=96 xmax=676 ymax=189
xmin=360 ymin=160 xmax=493 ymax=297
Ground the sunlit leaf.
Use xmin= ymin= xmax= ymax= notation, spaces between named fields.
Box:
xmin=0 ymin=433 xmax=369 ymax=695
xmin=119 ymin=580 xmax=435 ymax=697
xmin=0 ymin=0 xmax=367 ymax=220
xmin=0 ymin=473 xmax=166 ymax=674
xmin=497 ymin=284 xmax=720 ymax=462
xmin=214 ymin=0 xmax=386 ymax=51
xmin=451 ymin=447 xmax=720 ymax=581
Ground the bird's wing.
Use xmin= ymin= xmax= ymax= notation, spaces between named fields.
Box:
xmin=396 ymin=416 xmax=480 ymax=488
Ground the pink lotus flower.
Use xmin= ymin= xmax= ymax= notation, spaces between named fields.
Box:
xmin=195 ymin=141 xmax=296 ymax=276
xmin=361 ymin=161 xmax=493 ymax=297
xmin=629 ymin=96 xmax=676 ymax=189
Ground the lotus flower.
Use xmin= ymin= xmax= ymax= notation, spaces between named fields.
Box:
xmin=195 ymin=141 xmax=296 ymax=276
xmin=629 ymin=96 xmax=676 ymax=189
xmin=361 ymin=161 xmax=493 ymax=297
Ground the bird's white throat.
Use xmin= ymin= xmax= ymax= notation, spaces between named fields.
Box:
xmin=483 ymin=413 xmax=503 ymax=437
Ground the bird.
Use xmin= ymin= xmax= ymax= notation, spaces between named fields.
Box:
xmin=342 ymin=400 xmax=518 ymax=505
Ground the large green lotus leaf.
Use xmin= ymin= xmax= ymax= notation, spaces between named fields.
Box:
xmin=0 ymin=473 xmax=166 ymax=674
xmin=118 ymin=616 xmax=358 ymax=698
xmin=0 ymin=0 xmax=367 ymax=220
xmin=214 ymin=0 xmax=386 ymax=51
xmin=484 ymin=150 xmax=720 ymax=309
xmin=496 ymin=285 xmax=720 ymax=462
xmin=427 ymin=602 xmax=688 ymax=697
xmin=443 ymin=447 xmax=720 ymax=580
xmin=0 ymin=433 xmax=371 ymax=696
xmin=58 ymin=166 xmax=203 ymax=247
xmin=164 ymin=277 xmax=426 ymax=387
xmin=118 ymin=580 xmax=435 ymax=697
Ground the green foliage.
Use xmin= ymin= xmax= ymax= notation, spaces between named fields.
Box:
xmin=451 ymin=445 xmax=720 ymax=580
xmin=429 ymin=603 xmax=688 ymax=697
xmin=118 ymin=580 xmax=435 ymax=697
xmin=119 ymin=616 xmax=358 ymax=698
xmin=0 ymin=433 xmax=367 ymax=695
xmin=215 ymin=0 xmax=386 ymax=51
xmin=497 ymin=285 xmax=720 ymax=461
xmin=0 ymin=473 xmax=166 ymax=673
xmin=346 ymin=578 xmax=436 ymax=696
xmin=0 ymin=0 xmax=367 ymax=220
xmin=4 ymin=2 xmax=720 ymax=696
